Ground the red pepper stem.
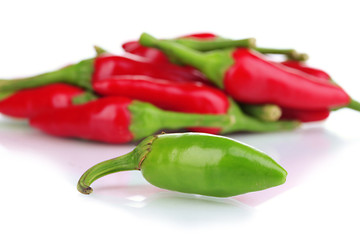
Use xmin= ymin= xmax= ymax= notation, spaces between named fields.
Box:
xmin=128 ymin=101 xmax=230 ymax=140
xmin=139 ymin=33 xmax=234 ymax=88
xmin=0 ymin=91 xmax=14 ymax=101
xmin=158 ymin=110 xmax=229 ymax=129
xmin=71 ymin=92 xmax=98 ymax=105
xmin=140 ymin=33 xmax=208 ymax=71
xmin=94 ymin=45 xmax=108 ymax=56
xmin=241 ymin=104 xmax=282 ymax=122
xmin=175 ymin=37 xmax=256 ymax=51
xmin=77 ymin=152 xmax=138 ymax=194
xmin=0 ymin=59 xmax=94 ymax=92
xmin=221 ymin=100 xmax=300 ymax=134
xmin=254 ymin=47 xmax=308 ymax=61
xmin=0 ymin=69 xmax=66 ymax=91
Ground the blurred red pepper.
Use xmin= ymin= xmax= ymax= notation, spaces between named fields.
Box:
xmin=140 ymin=33 xmax=351 ymax=110
xmin=30 ymin=96 xmax=299 ymax=143
xmin=0 ymin=53 xmax=209 ymax=92
xmin=276 ymin=61 xmax=331 ymax=122
xmin=0 ymin=83 xmax=85 ymax=118
xmin=279 ymin=60 xmax=360 ymax=121
xmin=93 ymin=75 xmax=229 ymax=134
xmin=122 ymin=32 xmax=218 ymax=64
xmin=281 ymin=60 xmax=331 ymax=81
xmin=280 ymin=108 xmax=330 ymax=122
xmin=92 ymin=54 xmax=209 ymax=84
xmin=29 ymin=96 xmax=231 ymax=143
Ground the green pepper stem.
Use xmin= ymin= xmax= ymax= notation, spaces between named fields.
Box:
xmin=253 ymin=47 xmax=300 ymax=59
xmin=139 ymin=33 xmax=235 ymax=88
xmin=0 ymin=69 xmax=66 ymax=92
xmin=140 ymin=33 xmax=209 ymax=71
xmin=128 ymin=101 xmax=230 ymax=140
xmin=72 ymin=92 xmax=98 ymax=105
xmin=94 ymin=45 xmax=109 ymax=56
xmin=0 ymin=91 xmax=14 ymax=101
xmin=0 ymin=59 xmax=94 ymax=92
xmin=77 ymin=152 xmax=138 ymax=195
xmin=158 ymin=110 xmax=230 ymax=129
xmin=240 ymin=104 xmax=282 ymax=122
xmin=175 ymin=37 xmax=256 ymax=51
xmin=221 ymin=100 xmax=300 ymax=134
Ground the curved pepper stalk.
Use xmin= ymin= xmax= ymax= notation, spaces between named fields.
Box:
xmin=77 ymin=133 xmax=288 ymax=197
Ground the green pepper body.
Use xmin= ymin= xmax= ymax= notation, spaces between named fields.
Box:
xmin=141 ymin=133 xmax=286 ymax=197
xmin=77 ymin=133 xmax=287 ymax=198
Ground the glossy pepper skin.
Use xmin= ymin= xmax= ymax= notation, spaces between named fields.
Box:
xmin=0 ymin=83 xmax=84 ymax=118
xmin=92 ymin=54 xmax=208 ymax=84
xmin=280 ymin=107 xmax=330 ymax=122
xmin=30 ymin=96 xmax=300 ymax=143
xmin=224 ymin=49 xmax=350 ymax=109
xmin=278 ymin=61 xmax=360 ymax=121
xmin=29 ymin=96 xmax=230 ymax=143
xmin=77 ymin=133 xmax=287 ymax=197
xmin=281 ymin=60 xmax=331 ymax=81
xmin=139 ymin=33 xmax=351 ymax=110
xmin=274 ymin=61 xmax=331 ymax=122
xmin=93 ymin=75 xmax=229 ymax=134
xmin=122 ymin=33 xmax=218 ymax=64
xmin=125 ymin=32 xmax=304 ymax=63
xmin=0 ymin=53 xmax=208 ymax=92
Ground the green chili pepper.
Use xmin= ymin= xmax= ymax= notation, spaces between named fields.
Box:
xmin=77 ymin=133 xmax=287 ymax=197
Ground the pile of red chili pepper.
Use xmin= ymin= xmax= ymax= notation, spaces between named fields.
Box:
xmin=1 ymin=32 xmax=359 ymax=143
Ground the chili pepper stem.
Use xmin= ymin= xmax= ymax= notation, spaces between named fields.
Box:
xmin=128 ymin=101 xmax=230 ymax=140
xmin=140 ymin=33 xmax=208 ymax=69
xmin=139 ymin=33 xmax=234 ymax=88
xmin=77 ymin=152 xmax=138 ymax=194
xmin=253 ymin=47 xmax=297 ymax=58
xmin=71 ymin=92 xmax=98 ymax=105
xmin=94 ymin=45 xmax=108 ymax=56
xmin=175 ymin=37 xmax=257 ymax=51
xmin=241 ymin=104 xmax=282 ymax=122
xmin=221 ymin=100 xmax=300 ymax=134
xmin=0 ymin=91 xmax=14 ymax=101
xmin=0 ymin=59 xmax=94 ymax=92
xmin=158 ymin=110 xmax=230 ymax=129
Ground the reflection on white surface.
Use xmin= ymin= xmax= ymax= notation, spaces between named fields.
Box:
xmin=0 ymin=113 xmax=354 ymax=210
xmin=1 ymin=109 xmax=360 ymax=233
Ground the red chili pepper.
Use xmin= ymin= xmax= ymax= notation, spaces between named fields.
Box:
xmin=122 ymin=41 xmax=170 ymax=64
xmin=278 ymin=60 xmax=360 ymax=121
xmin=179 ymin=33 xmax=217 ymax=39
xmin=29 ymin=96 xmax=299 ymax=143
xmin=281 ymin=60 xmax=331 ymax=81
xmin=139 ymin=33 xmax=351 ymax=110
xmin=92 ymin=54 xmax=208 ymax=84
xmin=122 ymin=32 xmax=218 ymax=64
xmin=275 ymin=61 xmax=331 ymax=122
xmin=29 ymin=96 xmax=232 ymax=143
xmin=280 ymin=108 xmax=330 ymax=122
xmin=93 ymin=75 xmax=229 ymax=134
xmin=0 ymin=53 xmax=209 ymax=92
xmin=0 ymin=83 xmax=84 ymax=118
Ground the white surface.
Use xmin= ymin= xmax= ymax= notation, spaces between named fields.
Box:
xmin=1 ymin=1 xmax=360 ymax=239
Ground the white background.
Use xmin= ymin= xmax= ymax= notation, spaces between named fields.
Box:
xmin=1 ymin=1 xmax=360 ymax=239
